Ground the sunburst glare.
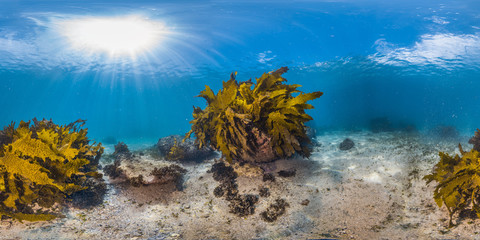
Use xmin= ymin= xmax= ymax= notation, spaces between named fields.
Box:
xmin=59 ymin=16 xmax=166 ymax=57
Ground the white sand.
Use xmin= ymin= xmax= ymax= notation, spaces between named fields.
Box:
xmin=1 ymin=131 xmax=479 ymax=239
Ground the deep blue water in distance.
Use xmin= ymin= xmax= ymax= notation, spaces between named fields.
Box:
xmin=0 ymin=0 xmax=479 ymax=144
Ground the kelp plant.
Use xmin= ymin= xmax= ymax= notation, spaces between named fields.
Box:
xmin=424 ymin=129 xmax=480 ymax=227
xmin=0 ymin=118 xmax=103 ymax=221
xmin=185 ymin=67 xmax=322 ymax=163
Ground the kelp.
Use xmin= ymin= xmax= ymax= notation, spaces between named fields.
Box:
xmin=0 ymin=118 xmax=103 ymax=221
xmin=185 ymin=67 xmax=322 ymax=163
xmin=424 ymin=129 xmax=480 ymax=227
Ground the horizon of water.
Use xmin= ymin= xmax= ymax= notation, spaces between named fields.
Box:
xmin=1 ymin=0 xmax=479 ymax=145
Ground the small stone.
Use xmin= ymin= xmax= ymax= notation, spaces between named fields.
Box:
xmin=301 ymin=199 xmax=310 ymax=206
xmin=339 ymin=138 xmax=354 ymax=151
xmin=278 ymin=169 xmax=296 ymax=178
xmin=263 ymin=173 xmax=276 ymax=182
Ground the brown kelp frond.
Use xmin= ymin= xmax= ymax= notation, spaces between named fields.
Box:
xmin=0 ymin=118 xmax=103 ymax=221
xmin=186 ymin=67 xmax=322 ymax=163
xmin=425 ymin=129 xmax=480 ymax=227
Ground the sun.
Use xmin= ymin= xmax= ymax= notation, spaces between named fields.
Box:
xmin=60 ymin=16 xmax=165 ymax=57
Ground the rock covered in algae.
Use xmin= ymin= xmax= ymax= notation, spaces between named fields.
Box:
xmin=261 ymin=198 xmax=290 ymax=222
xmin=103 ymin=142 xmax=186 ymax=188
xmin=185 ymin=67 xmax=323 ymax=163
xmin=156 ymin=135 xmax=216 ymax=162
xmin=0 ymin=118 xmax=105 ymax=221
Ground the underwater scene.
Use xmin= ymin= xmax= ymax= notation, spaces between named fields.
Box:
xmin=1 ymin=0 xmax=480 ymax=239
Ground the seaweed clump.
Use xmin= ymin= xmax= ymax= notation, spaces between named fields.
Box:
xmin=210 ymin=161 xmax=259 ymax=216
xmin=185 ymin=67 xmax=322 ymax=163
xmin=261 ymin=198 xmax=289 ymax=222
xmin=0 ymin=119 xmax=104 ymax=221
xmin=424 ymin=129 xmax=480 ymax=227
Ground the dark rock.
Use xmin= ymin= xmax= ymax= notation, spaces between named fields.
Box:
xmin=128 ymin=175 xmax=146 ymax=187
xmin=104 ymin=142 xmax=187 ymax=188
xmin=278 ymin=169 xmax=296 ymax=178
xmin=261 ymin=198 xmax=289 ymax=222
xmin=213 ymin=179 xmax=239 ymax=201
xmin=263 ymin=173 xmax=276 ymax=182
xmin=156 ymin=135 xmax=216 ymax=162
xmin=211 ymin=162 xmax=238 ymax=182
xmin=339 ymin=138 xmax=354 ymax=151
xmin=151 ymin=165 xmax=187 ymax=190
xmin=69 ymin=177 xmax=107 ymax=208
xmin=210 ymin=161 xmax=259 ymax=216
xmin=228 ymin=194 xmax=259 ymax=217
xmin=113 ymin=142 xmax=132 ymax=158
xmin=213 ymin=186 xmax=224 ymax=198
xmin=369 ymin=117 xmax=393 ymax=133
xmin=259 ymin=187 xmax=270 ymax=198
xmin=301 ymin=199 xmax=310 ymax=206
xmin=103 ymin=159 xmax=125 ymax=179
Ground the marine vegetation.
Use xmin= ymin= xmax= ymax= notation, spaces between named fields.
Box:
xmin=424 ymin=129 xmax=480 ymax=227
xmin=0 ymin=118 xmax=104 ymax=221
xmin=185 ymin=67 xmax=323 ymax=163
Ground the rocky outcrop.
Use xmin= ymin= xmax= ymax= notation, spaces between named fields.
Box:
xmin=156 ymin=135 xmax=217 ymax=162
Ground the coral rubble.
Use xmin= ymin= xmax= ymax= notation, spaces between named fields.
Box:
xmin=0 ymin=118 xmax=104 ymax=221
xmin=185 ymin=67 xmax=322 ymax=163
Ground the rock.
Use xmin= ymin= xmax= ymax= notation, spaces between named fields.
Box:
xmin=211 ymin=161 xmax=237 ymax=182
xmin=261 ymin=198 xmax=289 ymax=222
xmin=259 ymin=187 xmax=270 ymax=198
xmin=262 ymin=173 xmax=276 ymax=182
xmin=68 ymin=176 xmax=107 ymax=208
xmin=301 ymin=199 xmax=310 ymax=206
xmin=113 ymin=142 xmax=133 ymax=158
xmin=103 ymin=143 xmax=187 ymax=189
xmin=210 ymin=161 xmax=258 ymax=216
xmin=228 ymin=194 xmax=259 ymax=217
xmin=237 ymin=127 xmax=277 ymax=163
xmin=156 ymin=135 xmax=216 ymax=162
xmin=231 ymin=162 xmax=264 ymax=177
xmin=339 ymin=138 xmax=355 ymax=151
xmin=278 ymin=169 xmax=296 ymax=178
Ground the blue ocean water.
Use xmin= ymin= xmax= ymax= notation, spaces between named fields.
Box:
xmin=0 ymin=0 xmax=479 ymax=144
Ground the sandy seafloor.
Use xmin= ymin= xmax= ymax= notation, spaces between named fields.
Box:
xmin=2 ymin=131 xmax=480 ymax=240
